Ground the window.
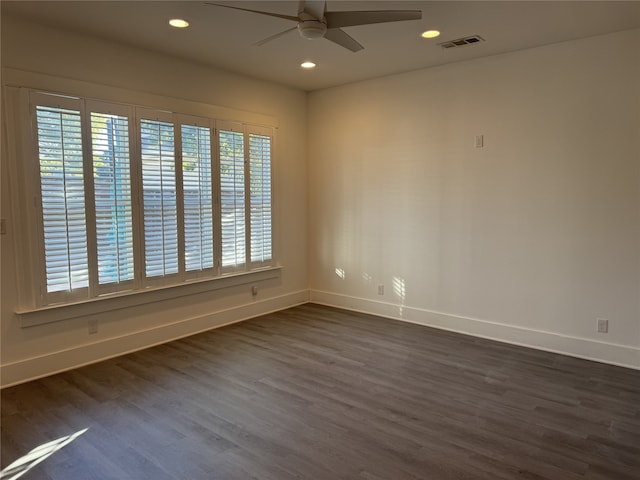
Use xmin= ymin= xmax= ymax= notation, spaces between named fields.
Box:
xmin=182 ymin=123 xmax=214 ymax=273
xmin=90 ymin=105 xmax=135 ymax=293
xmin=219 ymin=126 xmax=245 ymax=271
xmin=140 ymin=115 xmax=179 ymax=280
xmin=249 ymin=132 xmax=272 ymax=265
xmin=30 ymin=92 xmax=273 ymax=307
xmin=36 ymin=101 xmax=88 ymax=301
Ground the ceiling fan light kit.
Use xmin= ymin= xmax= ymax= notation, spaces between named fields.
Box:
xmin=205 ymin=1 xmax=422 ymax=52
xmin=298 ymin=19 xmax=327 ymax=40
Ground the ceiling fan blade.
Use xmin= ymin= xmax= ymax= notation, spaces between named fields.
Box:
xmin=253 ymin=26 xmax=297 ymax=46
xmin=325 ymin=10 xmax=422 ymax=29
xmin=301 ymin=0 xmax=326 ymax=20
xmin=205 ymin=3 xmax=300 ymax=23
xmin=324 ymin=28 xmax=364 ymax=52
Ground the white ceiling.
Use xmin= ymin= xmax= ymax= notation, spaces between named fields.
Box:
xmin=3 ymin=1 xmax=640 ymax=91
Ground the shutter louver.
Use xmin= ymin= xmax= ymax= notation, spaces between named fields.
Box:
xmin=249 ymin=133 xmax=272 ymax=264
xmin=140 ymin=118 xmax=178 ymax=278
xmin=91 ymin=112 xmax=134 ymax=287
xmin=36 ymin=105 xmax=89 ymax=294
xmin=219 ymin=129 xmax=246 ymax=269
xmin=182 ymin=124 xmax=214 ymax=272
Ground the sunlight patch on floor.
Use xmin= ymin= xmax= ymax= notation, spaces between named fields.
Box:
xmin=0 ymin=428 xmax=88 ymax=480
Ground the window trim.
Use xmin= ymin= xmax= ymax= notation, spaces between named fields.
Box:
xmin=16 ymin=266 xmax=282 ymax=328
xmin=6 ymin=83 xmax=278 ymax=315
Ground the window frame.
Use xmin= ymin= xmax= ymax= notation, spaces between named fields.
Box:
xmin=18 ymin=89 xmax=275 ymax=310
xmin=217 ymin=121 xmax=247 ymax=275
xmin=174 ymin=113 xmax=219 ymax=282
xmin=247 ymin=125 xmax=274 ymax=270
xmin=31 ymin=92 xmax=89 ymax=306
xmin=87 ymin=100 xmax=138 ymax=297
xmin=137 ymin=107 xmax=181 ymax=288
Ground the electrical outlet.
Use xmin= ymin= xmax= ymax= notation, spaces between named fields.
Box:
xmin=378 ymin=285 xmax=384 ymax=295
xmin=88 ymin=319 xmax=99 ymax=335
xmin=252 ymin=285 xmax=258 ymax=296
xmin=597 ymin=318 xmax=608 ymax=334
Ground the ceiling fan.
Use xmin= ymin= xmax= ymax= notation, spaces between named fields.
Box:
xmin=205 ymin=0 xmax=422 ymax=52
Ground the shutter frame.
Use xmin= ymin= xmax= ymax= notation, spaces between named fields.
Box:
xmin=248 ymin=127 xmax=273 ymax=268
xmin=218 ymin=123 xmax=247 ymax=273
xmin=138 ymin=109 xmax=180 ymax=285
xmin=88 ymin=100 xmax=136 ymax=294
xmin=32 ymin=92 xmax=90 ymax=304
xmin=180 ymin=118 xmax=216 ymax=278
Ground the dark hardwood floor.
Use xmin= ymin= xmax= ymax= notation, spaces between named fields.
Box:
xmin=2 ymin=303 xmax=639 ymax=479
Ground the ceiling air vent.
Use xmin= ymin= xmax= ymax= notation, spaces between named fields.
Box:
xmin=439 ymin=35 xmax=485 ymax=49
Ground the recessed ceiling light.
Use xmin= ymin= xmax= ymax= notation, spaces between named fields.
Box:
xmin=169 ymin=18 xmax=190 ymax=28
xmin=421 ymin=30 xmax=441 ymax=39
xmin=301 ymin=61 xmax=316 ymax=69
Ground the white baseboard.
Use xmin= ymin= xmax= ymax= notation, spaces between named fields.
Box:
xmin=3 ymin=288 xmax=637 ymax=388
xmin=1 ymin=290 xmax=309 ymax=388
xmin=310 ymin=290 xmax=640 ymax=370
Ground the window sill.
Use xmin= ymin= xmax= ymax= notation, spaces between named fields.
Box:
xmin=16 ymin=267 xmax=282 ymax=328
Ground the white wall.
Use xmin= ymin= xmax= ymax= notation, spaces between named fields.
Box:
xmin=1 ymin=15 xmax=309 ymax=386
xmin=308 ymin=29 xmax=640 ymax=368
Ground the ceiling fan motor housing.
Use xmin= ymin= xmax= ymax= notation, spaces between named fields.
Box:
xmin=298 ymin=19 xmax=328 ymax=39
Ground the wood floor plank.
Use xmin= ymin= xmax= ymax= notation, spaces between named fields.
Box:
xmin=2 ymin=303 xmax=639 ymax=479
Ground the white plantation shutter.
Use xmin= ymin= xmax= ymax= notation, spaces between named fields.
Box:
xmin=25 ymin=90 xmax=275 ymax=308
xmin=219 ymin=125 xmax=246 ymax=270
xmin=35 ymin=99 xmax=89 ymax=299
xmin=139 ymin=113 xmax=178 ymax=279
xmin=90 ymin=106 xmax=135 ymax=291
xmin=181 ymin=123 xmax=214 ymax=273
xmin=248 ymin=130 xmax=272 ymax=265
